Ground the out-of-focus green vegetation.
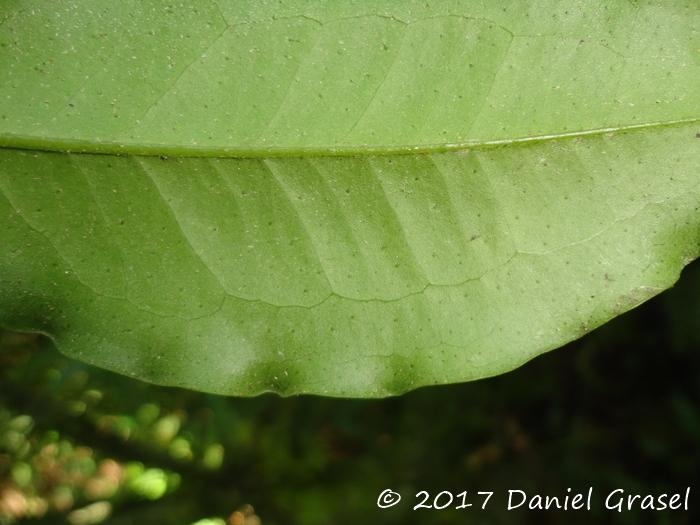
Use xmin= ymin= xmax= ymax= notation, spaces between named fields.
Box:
xmin=1 ymin=259 xmax=699 ymax=525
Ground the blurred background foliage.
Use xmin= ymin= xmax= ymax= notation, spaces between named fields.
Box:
xmin=0 ymin=259 xmax=698 ymax=525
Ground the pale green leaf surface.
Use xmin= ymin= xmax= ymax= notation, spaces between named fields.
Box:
xmin=0 ymin=1 xmax=698 ymax=396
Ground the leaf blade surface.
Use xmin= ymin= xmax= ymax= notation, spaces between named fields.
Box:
xmin=0 ymin=1 xmax=698 ymax=396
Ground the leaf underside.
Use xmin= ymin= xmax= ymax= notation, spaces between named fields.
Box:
xmin=0 ymin=1 xmax=698 ymax=396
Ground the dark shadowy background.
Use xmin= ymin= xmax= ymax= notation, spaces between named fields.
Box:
xmin=1 ymin=259 xmax=698 ymax=525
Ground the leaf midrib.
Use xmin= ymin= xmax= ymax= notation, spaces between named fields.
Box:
xmin=1 ymin=117 xmax=698 ymax=159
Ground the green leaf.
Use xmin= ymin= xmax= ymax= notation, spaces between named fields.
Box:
xmin=0 ymin=1 xmax=698 ymax=397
